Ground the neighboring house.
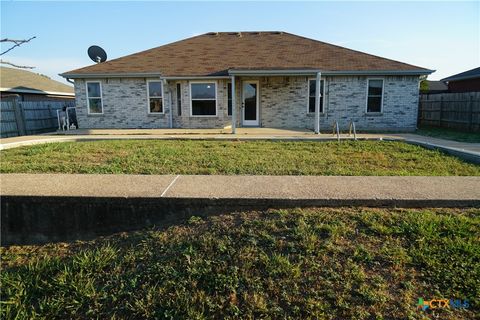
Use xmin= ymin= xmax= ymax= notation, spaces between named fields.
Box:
xmin=61 ymin=32 xmax=433 ymax=132
xmin=420 ymin=80 xmax=448 ymax=94
xmin=441 ymin=67 xmax=480 ymax=93
xmin=1 ymin=66 xmax=74 ymax=102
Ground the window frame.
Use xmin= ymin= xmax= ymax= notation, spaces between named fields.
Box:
xmin=85 ymin=81 xmax=103 ymax=115
xmin=307 ymin=78 xmax=325 ymax=114
xmin=365 ymin=78 xmax=384 ymax=114
xmin=189 ymin=80 xmax=218 ymax=117
xmin=147 ymin=79 xmax=164 ymax=114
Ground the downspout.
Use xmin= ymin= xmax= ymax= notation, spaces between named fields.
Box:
xmin=66 ymin=78 xmax=74 ymax=85
xmin=231 ymin=75 xmax=236 ymax=134
xmin=314 ymin=71 xmax=322 ymax=134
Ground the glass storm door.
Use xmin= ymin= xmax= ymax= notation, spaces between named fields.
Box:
xmin=242 ymin=81 xmax=259 ymax=126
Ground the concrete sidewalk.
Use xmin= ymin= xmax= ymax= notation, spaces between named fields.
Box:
xmin=2 ymin=174 xmax=479 ymax=205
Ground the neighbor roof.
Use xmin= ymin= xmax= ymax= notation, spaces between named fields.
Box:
xmin=62 ymin=31 xmax=433 ymax=78
xmin=441 ymin=67 xmax=480 ymax=82
xmin=423 ymin=80 xmax=448 ymax=91
xmin=1 ymin=67 xmax=74 ymax=95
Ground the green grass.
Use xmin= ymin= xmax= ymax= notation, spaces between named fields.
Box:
xmin=1 ymin=207 xmax=478 ymax=319
xmin=1 ymin=140 xmax=479 ymax=175
xmin=416 ymin=126 xmax=480 ymax=143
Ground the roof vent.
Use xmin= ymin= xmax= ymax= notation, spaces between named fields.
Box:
xmin=271 ymin=31 xmax=283 ymax=35
xmin=207 ymin=32 xmax=218 ymax=36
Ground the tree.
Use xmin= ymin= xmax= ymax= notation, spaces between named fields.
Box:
xmin=420 ymin=80 xmax=429 ymax=92
xmin=0 ymin=36 xmax=36 ymax=69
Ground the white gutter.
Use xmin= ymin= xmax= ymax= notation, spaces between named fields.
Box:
xmin=59 ymin=72 xmax=163 ymax=79
xmin=160 ymin=76 xmax=231 ymax=80
xmin=229 ymin=69 xmax=434 ymax=76
xmin=229 ymin=69 xmax=320 ymax=76
xmin=60 ymin=69 xmax=434 ymax=80
xmin=322 ymin=70 xmax=435 ymax=76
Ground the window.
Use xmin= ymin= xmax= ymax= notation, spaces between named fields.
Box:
xmin=147 ymin=80 xmax=163 ymax=113
xmin=86 ymin=81 xmax=103 ymax=114
xmin=227 ymin=83 xmax=232 ymax=116
xmin=176 ymin=83 xmax=182 ymax=116
xmin=308 ymin=79 xmax=324 ymax=113
xmin=366 ymin=79 xmax=383 ymax=113
xmin=190 ymin=82 xmax=217 ymax=116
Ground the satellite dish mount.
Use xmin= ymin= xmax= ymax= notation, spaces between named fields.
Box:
xmin=87 ymin=45 xmax=107 ymax=63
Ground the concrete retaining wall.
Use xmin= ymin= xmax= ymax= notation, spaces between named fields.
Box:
xmin=2 ymin=195 xmax=478 ymax=246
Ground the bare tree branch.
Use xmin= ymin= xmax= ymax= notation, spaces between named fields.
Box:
xmin=0 ymin=36 xmax=36 ymax=56
xmin=0 ymin=60 xmax=35 ymax=69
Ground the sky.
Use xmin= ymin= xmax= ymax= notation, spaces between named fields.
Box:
xmin=1 ymin=1 xmax=479 ymax=85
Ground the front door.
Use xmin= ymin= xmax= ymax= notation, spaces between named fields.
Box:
xmin=242 ymin=81 xmax=259 ymax=126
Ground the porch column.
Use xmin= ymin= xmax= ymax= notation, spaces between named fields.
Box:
xmin=231 ymin=75 xmax=236 ymax=134
xmin=314 ymin=71 xmax=322 ymax=134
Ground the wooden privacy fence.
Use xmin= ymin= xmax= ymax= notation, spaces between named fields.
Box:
xmin=418 ymin=92 xmax=480 ymax=132
xmin=0 ymin=100 xmax=75 ymax=138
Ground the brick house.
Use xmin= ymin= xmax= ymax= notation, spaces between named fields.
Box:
xmin=441 ymin=67 xmax=480 ymax=93
xmin=61 ymin=32 xmax=433 ymax=132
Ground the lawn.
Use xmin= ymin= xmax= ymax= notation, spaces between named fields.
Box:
xmin=1 ymin=207 xmax=478 ymax=319
xmin=1 ymin=140 xmax=479 ymax=175
xmin=416 ymin=126 xmax=480 ymax=143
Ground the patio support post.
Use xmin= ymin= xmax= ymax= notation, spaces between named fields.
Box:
xmin=314 ymin=71 xmax=321 ymax=134
xmin=231 ymin=75 xmax=236 ymax=134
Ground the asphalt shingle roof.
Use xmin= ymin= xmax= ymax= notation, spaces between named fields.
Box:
xmin=1 ymin=67 xmax=74 ymax=94
xmin=62 ymin=32 xmax=432 ymax=77
xmin=441 ymin=67 xmax=480 ymax=82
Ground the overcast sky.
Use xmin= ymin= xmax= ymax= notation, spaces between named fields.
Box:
xmin=1 ymin=1 xmax=478 ymax=85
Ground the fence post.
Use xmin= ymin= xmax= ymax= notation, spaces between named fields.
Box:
xmin=468 ymin=95 xmax=473 ymax=132
xmin=439 ymin=96 xmax=444 ymax=127
xmin=12 ymin=99 xmax=26 ymax=136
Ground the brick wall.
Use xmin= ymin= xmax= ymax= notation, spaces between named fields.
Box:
xmin=74 ymin=75 xmax=420 ymax=131
xmin=314 ymin=75 xmax=420 ymax=132
xmin=74 ymin=78 xmax=170 ymax=129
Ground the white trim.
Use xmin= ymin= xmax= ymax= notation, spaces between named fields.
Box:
xmin=189 ymin=80 xmax=218 ymax=117
xmin=61 ymin=72 xmax=162 ymax=79
xmin=85 ymin=81 xmax=103 ymax=115
xmin=242 ymin=80 xmax=260 ymax=126
xmin=229 ymin=69 xmax=434 ymax=76
xmin=307 ymin=78 xmax=325 ymax=114
xmin=365 ymin=78 xmax=385 ymax=114
xmin=146 ymin=79 xmax=164 ymax=114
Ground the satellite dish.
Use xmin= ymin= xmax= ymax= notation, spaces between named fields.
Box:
xmin=87 ymin=45 xmax=107 ymax=63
